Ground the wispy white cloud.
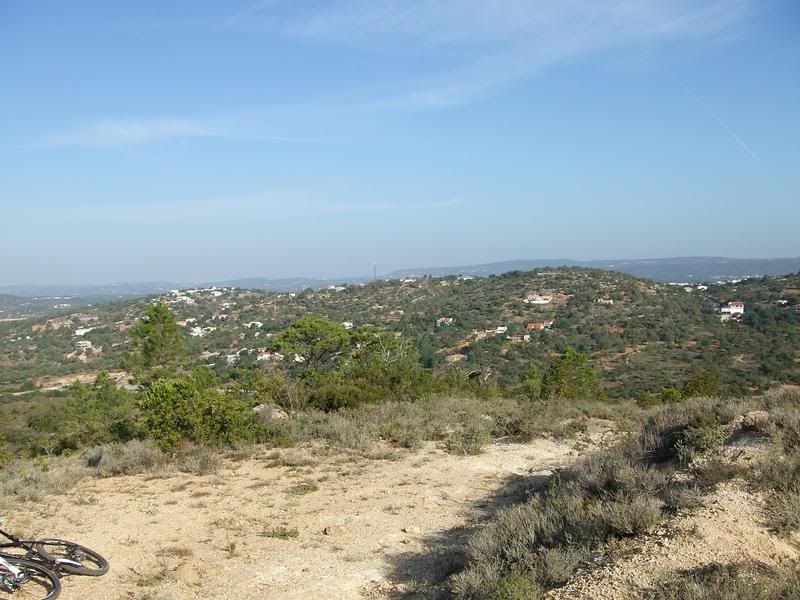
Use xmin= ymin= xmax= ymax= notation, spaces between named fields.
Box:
xmin=30 ymin=116 xmax=326 ymax=148
xmin=232 ymin=0 xmax=755 ymax=108
xmin=32 ymin=2 xmax=757 ymax=147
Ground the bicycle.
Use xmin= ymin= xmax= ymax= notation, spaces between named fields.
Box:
xmin=0 ymin=526 xmax=108 ymax=599
xmin=0 ymin=555 xmax=60 ymax=599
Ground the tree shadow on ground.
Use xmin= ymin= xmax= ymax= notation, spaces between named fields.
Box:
xmin=380 ymin=470 xmax=553 ymax=599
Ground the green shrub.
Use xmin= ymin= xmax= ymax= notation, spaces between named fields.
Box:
xmin=637 ymin=391 xmax=660 ymax=408
xmin=540 ymin=347 xmax=605 ymax=401
xmin=674 ymin=423 xmax=726 ymax=463
xmin=659 ymin=387 xmax=683 ymax=404
xmin=682 ymin=370 xmax=720 ymax=398
xmin=308 ymin=377 xmax=376 ymax=411
xmin=0 ymin=434 xmax=13 ymax=466
xmin=444 ymin=427 xmax=490 ymax=455
xmin=139 ymin=376 xmax=256 ymax=448
xmin=492 ymin=573 xmax=543 ymax=600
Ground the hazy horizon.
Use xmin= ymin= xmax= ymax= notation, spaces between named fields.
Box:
xmin=3 ymin=254 xmax=800 ymax=288
xmin=2 ymin=1 xmax=799 ymax=285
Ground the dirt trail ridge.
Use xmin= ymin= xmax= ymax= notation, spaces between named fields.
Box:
xmin=9 ymin=437 xmax=585 ymax=599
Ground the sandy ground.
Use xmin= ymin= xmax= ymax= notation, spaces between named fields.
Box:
xmin=7 ymin=437 xmax=583 ymax=600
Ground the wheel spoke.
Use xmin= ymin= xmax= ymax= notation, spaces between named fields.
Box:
xmin=0 ymin=564 xmax=58 ymax=600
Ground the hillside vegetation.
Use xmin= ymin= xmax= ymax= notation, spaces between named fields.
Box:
xmin=0 ymin=269 xmax=799 ymax=598
xmin=1 ymin=268 xmax=798 ymax=399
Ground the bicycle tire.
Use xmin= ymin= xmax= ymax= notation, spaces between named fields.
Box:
xmin=0 ymin=557 xmax=61 ymax=600
xmin=34 ymin=540 xmax=108 ymax=577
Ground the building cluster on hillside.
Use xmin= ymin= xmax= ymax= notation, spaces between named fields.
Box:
xmin=720 ymin=300 xmax=745 ymax=322
xmin=523 ymin=293 xmax=552 ymax=305
xmin=667 ymin=283 xmax=709 ymax=293
xmin=189 ymin=326 xmax=217 ymax=337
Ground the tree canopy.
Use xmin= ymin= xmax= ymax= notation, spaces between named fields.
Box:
xmin=125 ymin=302 xmax=185 ymax=381
xmin=275 ymin=316 xmax=351 ymax=375
xmin=540 ymin=347 xmax=605 ymax=401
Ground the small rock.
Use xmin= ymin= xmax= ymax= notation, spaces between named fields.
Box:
xmin=402 ymin=526 xmax=421 ymax=535
xmin=323 ymin=525 xmax=347 ymax=536
xmin=253 ymin=403 xmax=289 ymax=421
xmin=175 ymin=563 xmax=201 ymax=586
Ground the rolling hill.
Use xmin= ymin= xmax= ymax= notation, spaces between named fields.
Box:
xmin=1 ymin=268 xmax=798 ymax=400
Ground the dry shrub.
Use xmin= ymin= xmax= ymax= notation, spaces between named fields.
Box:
xmin=175 ymin=445 xmax=223 ymax=475
xmin=86 ymin=440 xmax=165 ymax=476
xmin=647 ymin=561 xmax=800 ymax=600
xmin=450 ymin=399 xmax=759 ymax=599
xmin=0 ymin=455 xmax=87 ymax=501
xmin=444 ymin=427 xmax=491 ymax=455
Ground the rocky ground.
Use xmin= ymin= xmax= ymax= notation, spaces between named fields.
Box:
xmin=549 ymin=480 xmax=797 ymax=599
xmin=549 ymin=422 xmax=799 ymax=599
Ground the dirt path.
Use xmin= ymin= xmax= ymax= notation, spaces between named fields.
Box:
xmin=9 ymin=438 xmax=580 ymax=599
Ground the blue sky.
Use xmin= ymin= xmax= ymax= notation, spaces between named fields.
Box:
xmin=1 ymin=1 xmax=798 ymax=285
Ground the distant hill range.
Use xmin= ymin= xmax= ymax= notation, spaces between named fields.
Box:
xmin=388 ymin=257 xmax=800 ymax=283
xmin=2 ymin=257 xmax=799 ymax=300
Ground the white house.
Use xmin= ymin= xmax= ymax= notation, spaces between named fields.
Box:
xmin=523 ymin=294 xmax=553 ymax=305
xmin=721 ymin=301 xmax=745 ymax=315
xmin=75 ymin=340 xmax=92 ymax=350
xmin=189 ymin=326 xmax=217 ymax=337
xmin=720 ymin=300 xmax=745 ymax=322
xmin=495 ymin=326 xmax=508 ymax=335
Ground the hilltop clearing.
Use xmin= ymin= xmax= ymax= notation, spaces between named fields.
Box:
xmin=3 ymin=434 xmax=604 ymax=600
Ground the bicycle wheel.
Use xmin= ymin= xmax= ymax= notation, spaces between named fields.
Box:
xmin=33 ymin=540 xmax=108 ymax=577
xmin=0 ymin=557 xmax=60 ymax=600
